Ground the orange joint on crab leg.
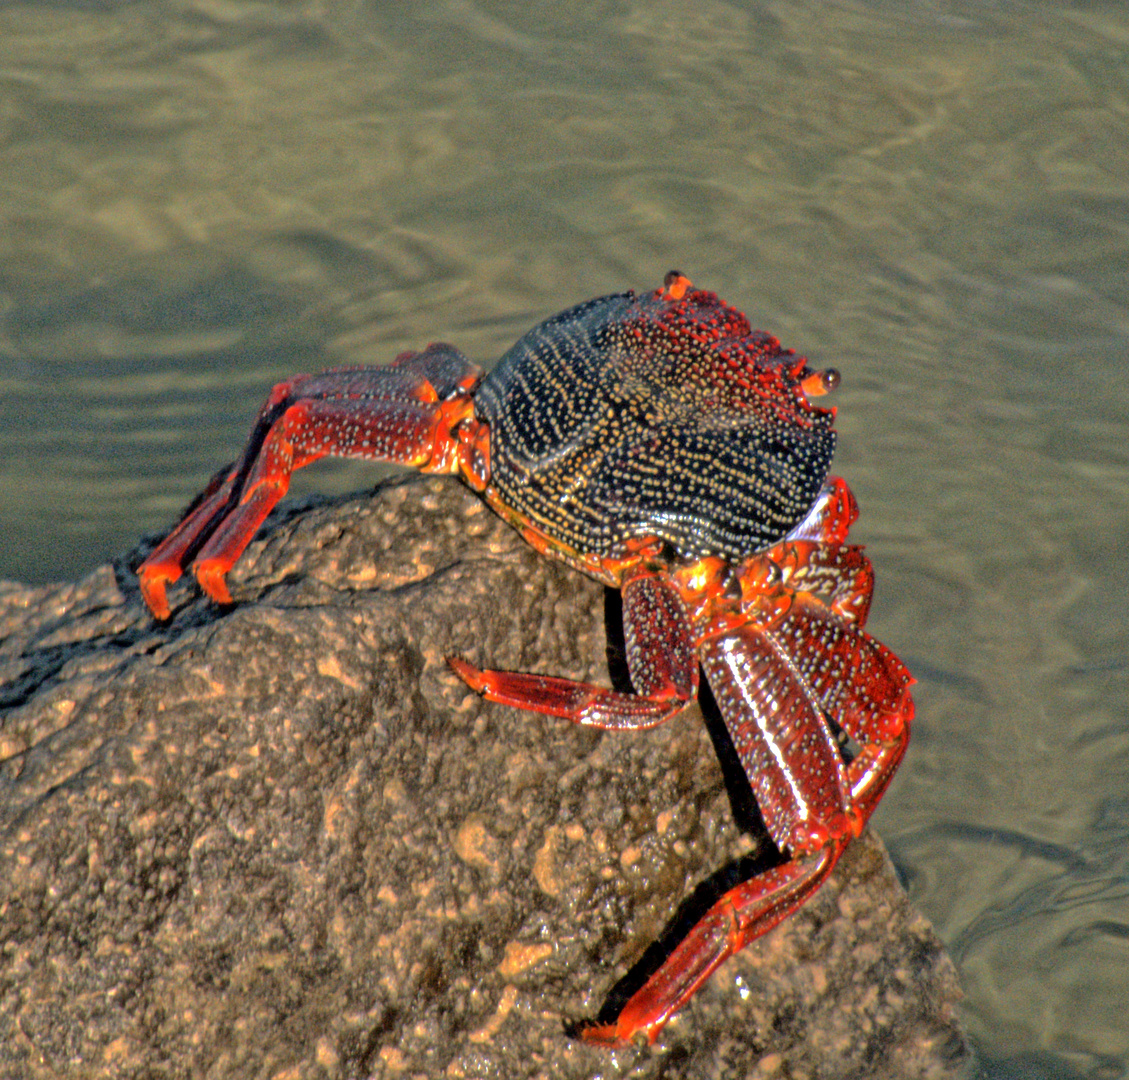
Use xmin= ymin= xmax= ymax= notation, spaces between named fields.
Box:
xmin=669 ymin=556 xmax=751 ymax=642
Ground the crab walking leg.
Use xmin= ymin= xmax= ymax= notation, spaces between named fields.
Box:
xmin=578 ymin=627 xmax=853 ymax=1046
xmin=579 ymin=842 xmax=845 ymax=1046
xmin=449 ymin=569 xmax=699 ymax=729
xmin=189 ymin=394 xmax=466 ymax=603
xmin=138 ymin=348 xmax=483 ymax=618
xmin=580 ymin=616 xmax=912 ymax=1046
xmin=765 ymin=593 xmax=915 ymax=749
xmin=138 ymin=373 xmax=326 ymax=618
xmin=137 ymin=461 xmax=253 ymax=617
xmin=579 ymin=744 xmax=913 ymax=1047
xmin=780 ymin=600 xmax=914 ymax=822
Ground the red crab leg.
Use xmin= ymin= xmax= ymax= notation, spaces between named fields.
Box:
xmin=579 ymin=608 xmax=913 ymax=1046
xmin=579 ymin=840 xmax=845 ymax=1047
xmin=769 ymin=592 xmax=915 ymax=820
xmin=450 ymin=569 xmax=699 ymax=729
xmin=768 ymin=592 xmax=914 ymax=747
xmin=139 ymin=346 xmax=483 ymax=618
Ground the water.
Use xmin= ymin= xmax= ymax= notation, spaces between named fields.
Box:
xmin=2 ymin=0 xmax=1128 ymax=1073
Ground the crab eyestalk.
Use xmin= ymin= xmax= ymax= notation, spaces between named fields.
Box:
xmin=802 ymin=367 xmax=841 ymax=396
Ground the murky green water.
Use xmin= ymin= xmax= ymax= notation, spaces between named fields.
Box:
xmin=2 ymin=0 xmax=1128 ymax=1074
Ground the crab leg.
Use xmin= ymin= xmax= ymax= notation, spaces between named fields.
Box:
xmin=582 ymin=714 xmax=911 ymax=1044
xmin=766 ymin=592 xmax=914 ymax=746
xmin=579 ymin=606 xmax=913 ymax=1046
xmin=450 ymin=570 xmax=699 ymax=729
xmin=579 ymin=841 xmax=844 ymax=1046
xmin=139 ymin=346 xmax=483 ymax=618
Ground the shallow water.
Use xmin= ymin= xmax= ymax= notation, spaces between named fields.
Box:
xmin=2 ymin=0 xmax=1128 ymax=1074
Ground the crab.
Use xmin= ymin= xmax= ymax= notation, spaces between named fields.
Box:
xmin=138 ymin=272 xmax=913 ymax=1046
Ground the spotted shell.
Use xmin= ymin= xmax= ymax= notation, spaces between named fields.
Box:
xmin=472 ymin=283 xmax=837 ymax=564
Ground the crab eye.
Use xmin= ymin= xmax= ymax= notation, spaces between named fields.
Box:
xmin=800 ymin=368 xmax=840 ymax=397
xmin=660 ymin=270 xmax=693 ymax=301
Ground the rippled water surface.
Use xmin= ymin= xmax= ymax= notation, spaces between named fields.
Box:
xmin=2 ymin=1 xmax=1128 ymax=1074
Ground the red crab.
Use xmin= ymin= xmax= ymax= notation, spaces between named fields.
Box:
xmin=138 ymin=272 xmax=913 ymax=1046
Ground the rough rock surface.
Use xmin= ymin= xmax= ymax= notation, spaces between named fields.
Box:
xmin=0 ymin=476 xmax=972 ymax=1079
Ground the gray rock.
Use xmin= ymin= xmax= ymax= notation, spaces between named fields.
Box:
xmin=0 ymin=476 xmax=972 ymax=1079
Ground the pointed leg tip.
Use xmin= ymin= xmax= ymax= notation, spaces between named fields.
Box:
xmin=574 ymin=1016 xmax=657 ymax=1049
xmin=446 ymin=656 xmax=486 ymax=692
xmin=142 ymin=589 xmax=171 ymax=622
xmin=139 ymin=566 xmax=177 ymax=620
xmin=577 ymin=1026 xmax=624 ymax=1048
xmin=572 ymin=1000 xmax=669 ymax=1048
xmin=193 ymin=560 xmax=234 ymax=606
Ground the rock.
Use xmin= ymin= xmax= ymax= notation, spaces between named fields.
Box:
xmin=0 ymin=476 xmax=972 ymax=1079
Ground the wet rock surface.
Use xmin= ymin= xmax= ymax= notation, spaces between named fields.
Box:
xmin=0 ymin=476 xmax=972 ymax=1079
